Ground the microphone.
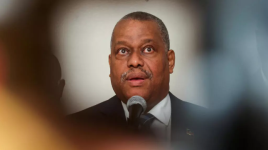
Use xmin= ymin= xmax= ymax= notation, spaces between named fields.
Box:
xmin=127 ymin=96 xmax=147 ymax=130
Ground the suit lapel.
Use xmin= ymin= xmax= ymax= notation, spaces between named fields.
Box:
xmin=170 ymin=92 xmax=196 ymax=147
xmin=99 ymin=96 xmax=127 ymax=128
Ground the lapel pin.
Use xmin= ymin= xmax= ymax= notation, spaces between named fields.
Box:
xmin=186 ymin=128 xmax=194 ymax=136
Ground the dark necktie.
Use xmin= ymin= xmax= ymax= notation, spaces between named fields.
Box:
xmin=138 ymin=113 xmax=156 ymax=136
xmin=140 ymin=114 xmax=169 ymax=143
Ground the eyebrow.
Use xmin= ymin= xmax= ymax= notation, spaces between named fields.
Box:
xmin=115 ymin=39 xmax=154 ymax=46
xmin=115 ymin=41 xmax=128 ymax=46
xmin=141 ymin=39 xmax=153 ymax=43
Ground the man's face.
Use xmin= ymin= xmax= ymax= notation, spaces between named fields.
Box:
xmin=109 ymin=19 xmax=175 ymax=109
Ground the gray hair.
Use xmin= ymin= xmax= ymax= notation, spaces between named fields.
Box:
xmin=111 ymin=11 xmax=170 ymax=51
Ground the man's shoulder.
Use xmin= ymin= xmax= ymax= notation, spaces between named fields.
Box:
xmin=169 ymin=92 xmax=206 ymax=111
xmin=169 ymin=92 xmax=210 ymax=148
xmin=68 ymin=95 xmax=119 ymax=121
xmin=180 ymin=99 xmax=207 ymax=115
xmin=169 ymin=92 xmax=208 ymax=121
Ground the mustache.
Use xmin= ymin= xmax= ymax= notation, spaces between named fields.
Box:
xmin=121 ymin=67 xmax=152 ymax=82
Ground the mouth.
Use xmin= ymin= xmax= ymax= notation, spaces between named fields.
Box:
xmin=126 ymin=73 xmax=148 ymax=86
xmin=128 ymin=77 xmax=145 ymax=81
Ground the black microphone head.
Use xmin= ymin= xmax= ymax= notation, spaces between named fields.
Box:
xmin=127 ymin=96 xmax=147 ymax=114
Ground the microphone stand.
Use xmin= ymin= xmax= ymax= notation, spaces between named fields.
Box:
xmin=127 ymin=104 xmax=143 ymax=132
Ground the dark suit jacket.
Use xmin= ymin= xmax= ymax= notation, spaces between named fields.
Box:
xmin=69 ymin=92 xmax=209 ymax=150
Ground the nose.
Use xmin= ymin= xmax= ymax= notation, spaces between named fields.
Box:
xmin=127 ymin=51 xmax=144 ymax=68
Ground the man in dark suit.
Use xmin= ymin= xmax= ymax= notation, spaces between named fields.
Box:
xmin=70 ymin=11 xmax=208 ymax=150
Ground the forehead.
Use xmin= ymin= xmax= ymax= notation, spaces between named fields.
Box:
xmin=112 ymin=19 xmax=162 ymax=44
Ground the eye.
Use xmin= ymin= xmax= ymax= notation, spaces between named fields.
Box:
xmin=143 ymin=47 xmax=154 ymax=53
xmin=118 ymin=48 xmax=128 ymax=55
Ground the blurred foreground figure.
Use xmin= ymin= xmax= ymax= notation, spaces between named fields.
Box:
xmin=0 ymin=43 xmax=75 ymax=150
xmin=0 ymin=43 xmax=7 ymax=85
xmin=70 ymin=11 xmax=209 ymax=150
xmin=0 ymin=89 xmax=76 ymax=150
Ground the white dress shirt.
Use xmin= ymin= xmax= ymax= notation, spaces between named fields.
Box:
xmin=121 ymin=94 xmax=171 ymax=143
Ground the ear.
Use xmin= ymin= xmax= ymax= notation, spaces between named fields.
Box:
xmin=167 ymin=50 xmax=175 ymax=74
xmin=109 ymin=54 xmax=111 ymax=66
xmin=109 ymin=54 xmax=111 ymax=77
xmin=58 ymin=79 xmax=65 ymax=99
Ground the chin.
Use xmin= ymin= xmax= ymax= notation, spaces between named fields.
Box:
xmin=125 ymin=88 xmax=150 ymax=101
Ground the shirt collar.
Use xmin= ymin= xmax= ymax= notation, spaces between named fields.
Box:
xmin=121 ymin=94 xmax=171 ymax=126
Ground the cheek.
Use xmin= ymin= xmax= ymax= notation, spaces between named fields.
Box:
xmin=146 ymin=58 xmax=168 ymax=79
xmin=110 ymin=60 xmax=127 ymax=81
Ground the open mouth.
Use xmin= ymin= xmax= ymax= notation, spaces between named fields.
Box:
xmin=126 ymin=73 xmax=148 ymax=86
xmin=128 ymin=77 xmax=145 ymax=81
xmin=126 ymin=73 xmax=147 ymax=81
